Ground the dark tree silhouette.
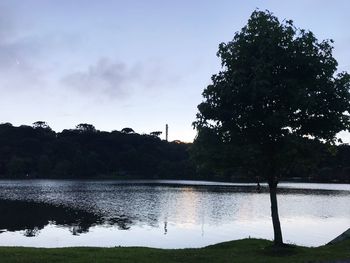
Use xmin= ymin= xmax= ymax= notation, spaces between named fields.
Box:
xmin=76 ymin=123 xmax=96 ymax=133
xmin=193 ymin=10 xmax=350 ymax=245
xmin=121 ymin=127 xmax=135 ymax=134
xmin=150 ymin=131 xmax=162 ymax=137
xmin=0 ymin=122 xmax=193 ymax=180
xmin=33 ymin=121 xmax=51 ymax=130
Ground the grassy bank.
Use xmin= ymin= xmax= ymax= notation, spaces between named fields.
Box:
xmin=0 ymin=239 xmax=350 ymax=263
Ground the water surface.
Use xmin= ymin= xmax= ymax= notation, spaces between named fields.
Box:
xmin=0 ymin=180 xmax=349 ymax=248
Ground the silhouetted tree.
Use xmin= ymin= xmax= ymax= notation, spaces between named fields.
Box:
xmin=33 ymin=121 xmax=51 ymax=130
xmin=193 ymin=10 xmax=350 ymax=245
xmin=121 ymin=127 xmax=135 ymax=134
xmin=0 ymin=122 xmax=13 ymax=127
xmin=0 ymin=121 xmax=349 ymax=183
xmin=76 ymin=123 xmax=96 ymax=133
xmin=150 ymin=131 xmax=162 ymax=137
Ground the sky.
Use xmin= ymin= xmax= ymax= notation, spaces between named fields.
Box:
xmin=0 ymin=0 xmax=349 ymax=142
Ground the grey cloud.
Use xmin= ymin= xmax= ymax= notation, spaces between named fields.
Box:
xmin=0 ymin=30 xmax=78 ymax=70
xmin=62 ymin=57 xmax=184 ymax=101
xmin=62 ymin=58 xmax=142 ymax=99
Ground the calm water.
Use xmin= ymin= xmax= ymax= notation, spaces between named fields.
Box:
xmin=0 ymin=180 xmax=349 ymax=248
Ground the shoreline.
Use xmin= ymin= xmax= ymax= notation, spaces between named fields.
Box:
xmin=0 ymin=177 xmax=349 ymax=185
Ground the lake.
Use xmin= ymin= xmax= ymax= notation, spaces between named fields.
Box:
xmin=0 ymin=180 xmax=349 ymax=248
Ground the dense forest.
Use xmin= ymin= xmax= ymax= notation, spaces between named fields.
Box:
xmin=0 ymin=122 xmax=349 ymax=182
xmin=0 ymin=122 xmax=194 ymax=179
xmin=193 ymin=140 xmax=350 ymax=183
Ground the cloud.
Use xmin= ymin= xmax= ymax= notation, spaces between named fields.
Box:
xmin=61 ymin=57 xmax=183 ymax=101
xmin=0 ymin=4 xmax=181 ymax=101
xmin=62 ymin=58 xmax=143 ymax=99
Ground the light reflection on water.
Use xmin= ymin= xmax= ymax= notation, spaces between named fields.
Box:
xmin=0 ymin=180 xmax=349 ymax=248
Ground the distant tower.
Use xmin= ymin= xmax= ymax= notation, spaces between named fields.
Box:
xmin=165 ymin=124 xmax=168 ymax=141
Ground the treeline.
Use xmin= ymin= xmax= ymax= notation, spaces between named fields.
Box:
xmin=274 ymin=143 xmax=350 ymax=183
xmin=190 ymin=137 xmax=350 ymax=183
xmin=0 ymin=122 xmax=349 ymax=182
xmin=0 ymin=122 xmax=194 ymax=179
xmin=314 ymin=144 xmax=350 ymax=183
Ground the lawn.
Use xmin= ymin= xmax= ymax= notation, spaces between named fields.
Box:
xmin=0 ymin=239 xmax=350 ymax=263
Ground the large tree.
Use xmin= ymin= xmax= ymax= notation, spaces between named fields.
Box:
xmin=193 ymin=10 xmax=350 ymax=245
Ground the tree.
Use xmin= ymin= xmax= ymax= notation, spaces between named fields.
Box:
xmin=75 ymin=123 xmax=96 ymax=133
xmin=33 ymin=121 xmax=51 ymax=130
xmin=150 ymin=131 xmax=162 ymax=137
xmin=193 ymin=10 xmax=350 ymax=246
xmin=121 ymin=127 xmax=135 ymax=134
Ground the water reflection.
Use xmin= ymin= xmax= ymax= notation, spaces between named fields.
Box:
xmin=0 ymin=180 xmax=349 ymax=248
xmin=0 ymin=199 xmax=133 ymax=237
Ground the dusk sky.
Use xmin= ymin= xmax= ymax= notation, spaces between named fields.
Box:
xmin=1 ymin=0 xmax=349 ymax=142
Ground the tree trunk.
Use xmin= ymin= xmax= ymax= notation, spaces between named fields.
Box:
xmin=269 ymin=182 xmax=283 ymax=246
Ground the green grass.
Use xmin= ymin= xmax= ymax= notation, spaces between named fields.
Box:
xmin=0 ymin=239 xmax=350 ymax=263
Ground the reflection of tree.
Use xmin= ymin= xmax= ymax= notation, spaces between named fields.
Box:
xmin=69 ymin=224 xmax=90 ymax=236
xmin=24 ymin=227 xmax=40 ymax=237
xmin=164 ymin=221 xmax=167 ymax=235
xmin=104 ymin=216 xmax=133 ymax=230
xmin=0 ymin=199 xmax=134 ymax=237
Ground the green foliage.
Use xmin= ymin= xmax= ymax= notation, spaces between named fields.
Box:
xmin=0 ymin=239 xmax=349 ymax=263
xmin=193 ymin=10 xmax=350 ymax=182
xmin=193 ymin=9 xmax=350 ymax=246
xmin=0 ymin=123 xmax=193 ymax=179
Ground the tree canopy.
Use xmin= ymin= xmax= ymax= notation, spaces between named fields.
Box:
xmin=150 ymin=131 xmax=162 ymax=137
xmin=0 ymin=123 xmax=193 ymax=180
xmin=76 ymin=123 xmax=97 ymax=133
xmin=193 ymin=10 xmax=350 ymax=245
xmin=33 ymin=121 xmax=51 ymax=130
xmin=121 ymin=127 xmax=135 ymax=134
